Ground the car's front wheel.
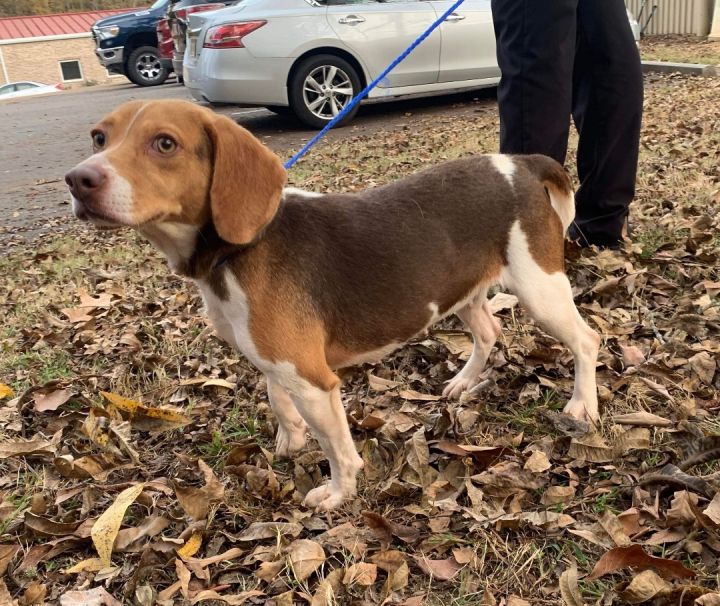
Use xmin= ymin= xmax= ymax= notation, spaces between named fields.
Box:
xmin=126 ymin=46 xmax=169 ymax=87
xmin=289 ymin=55 xmax=361 ymax=129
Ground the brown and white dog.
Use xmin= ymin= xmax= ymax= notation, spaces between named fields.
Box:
xmin=66 ymin=100 xmax=600 ymax=510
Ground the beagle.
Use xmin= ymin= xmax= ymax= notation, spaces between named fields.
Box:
xmin=66 ymin=100 xmax=600 ymax=511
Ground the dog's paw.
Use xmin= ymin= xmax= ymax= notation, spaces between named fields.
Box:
xmin=442 ymin=374 xmax=480 ymax=400
xmin=275 ymin=422 xmax=308 ymax=459
xmin=563 ymin=398 xmax=600 ymax=425
xmin=303 ymin=484 xmax=347 ymax=511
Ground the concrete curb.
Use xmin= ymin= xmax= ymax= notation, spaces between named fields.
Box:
xmin=642 ymin=60 xmax=718 ymax=76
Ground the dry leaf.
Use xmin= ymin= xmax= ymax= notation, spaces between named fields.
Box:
xmin=432 ymin=331 xmax=474 ymax=358
xmin=176 ymin=558 xmax=191 ymax=599
xmin=101 ymin=391 xmax=191 ymax=432
xmin=343 ymin=562 xmax=377 ymax=586
xmin=190 ymin=590 xmax=264 ymax=605
xmin=568 ymin=433 xmax=614 ymax=463
xmin=415 ymin=555 xmax=462 ymax=581
xmin=19 ymin=581 xmax=46 ymax=606
xmin=488 ymin=292 xmax=518 ymax=312
xmin=696 ymin=595 xmax=720 ymax=606
xmin=406 ymin=428 xmax=433 ymax=487
xmin=0 ymin=384 xmax=14 ymax=400
xmin=612 ymin=412 xmax=672 ymax=428
xmin=33 ymin=389 xmax=72 ymax=412
xmin=91 ymin=483 xmax=145 ymax=566
xmin=541 ymin=485 xmax=575 ymax=506
xmin=559 ymin=564 xmax=584 ymax=606
xmin=0 ymin=545 xmax=19 ymax=577
xmin=64 ymin=558 xmax=105 ymax=574
xmin=59 ymin=587 xmax=122 ymax=606
xmin=621 ymin=345 xmax=645 ymax=367
xmin=115 ymin=515 xmax=170 ymax=551
xmin=703 ymin=492 xmax=720 ymax=525
xmin=599 ymin=510 xmax=632 ymax=547
xmin=0 ymin=439 xmax=56 ymax=460
xmin=177 ymin=531 xmax=203 ymax=559
xmin=524 ymin=450 xmax=551 ymax=473
xmin=587 ymin=544 xmax=695 ymax=580
xmin=237 ymin=522 xmax=303 ymax=541
xmin=174 ymin=459 xmax=225 ymax=521
xmin=362 ymin=511 xmax=420 ymax=543
xmin=368 ymin=373 xmax=400 ymax=392
xmin=286 ymin=539 xmax=325 ymax=581
xmin=399 ymin=389 xmax=442 ymax=401
xmin=506 ymin=596 xmax=531 ymax=606
xmin=201 ymin=378 xmax=236 ymax=390
xmin=0 ymin=579 xmax=13 ymax=606
xmin=618 ymin=569 xmax=672 ymax=604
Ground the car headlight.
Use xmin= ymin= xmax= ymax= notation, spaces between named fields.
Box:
xmin=96 ymin=25 xmax=120 ymax=40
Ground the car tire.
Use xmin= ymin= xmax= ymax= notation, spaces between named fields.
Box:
xmin=126 ymin=46 xmax=169 ymax=87
xmin=289 ymin=55 xmax=361 ymax=129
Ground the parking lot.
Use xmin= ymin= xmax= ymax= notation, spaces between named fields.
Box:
xmin=0 ymin=79 xmax=496 ymax=243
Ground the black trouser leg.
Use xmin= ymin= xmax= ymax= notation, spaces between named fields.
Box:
xmin=490 ymin=0 xmax=578 ymax=163
xmin=572 ymin=0 xmax=643 ymax=246
xmin=491 ymin=0 xmax=643 ymax=246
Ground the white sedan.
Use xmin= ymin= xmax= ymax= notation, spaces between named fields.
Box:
xmin=184 ymin=0 xmax=500 ymax=127
xmin=0 ymin=81 xmax=63 ymax=100
xmin=184 ymin=0 xmax=640 ymax=128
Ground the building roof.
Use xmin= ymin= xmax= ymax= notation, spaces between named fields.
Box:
xmin=0 ymin=8 xmax=143 ymax=41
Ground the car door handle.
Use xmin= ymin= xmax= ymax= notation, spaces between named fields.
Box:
xmin=445 ymin=13 xmax=466 ymax=21
xmin=338 ymin=15 xmax=366 ymax=25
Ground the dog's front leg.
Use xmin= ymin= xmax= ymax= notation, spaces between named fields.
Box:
xmin=288 ymin=382 xmax=364 ymax=511
xmin=267 ymin=379 xmax=308 ymax=458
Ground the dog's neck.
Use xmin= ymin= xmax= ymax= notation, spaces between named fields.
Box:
xmin=140 ymin=221 xmax=254 ymax=280
xmin=140 ymin=222 xmax=199 ymax=273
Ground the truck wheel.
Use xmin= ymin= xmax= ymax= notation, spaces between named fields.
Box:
xmin=126 ymin=46 xmax=168 ymax=86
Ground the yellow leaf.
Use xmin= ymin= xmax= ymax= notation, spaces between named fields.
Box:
xmin=64 ymin=558 xmax=106 ymax=574
xmin=91 ymin=483 xmax=145 ymax=566
xmin=0 ymin=384 xmax=14 ymax=400
xmin=101 ymin=391 xmax=191 ymax=432
xmin=177 ymin=532 xmax=203 ymax=559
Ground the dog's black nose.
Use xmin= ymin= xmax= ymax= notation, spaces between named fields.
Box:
xmin=65 ymin=165 xmax=106 ymax=200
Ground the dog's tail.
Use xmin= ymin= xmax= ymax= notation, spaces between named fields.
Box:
xmin=524 ymin=155 xmax=576 ymax=233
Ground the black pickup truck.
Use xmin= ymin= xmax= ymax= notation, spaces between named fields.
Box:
xmin=91 ymin=0 xmax=173 ymax=87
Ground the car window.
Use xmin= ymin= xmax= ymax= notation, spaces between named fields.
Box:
xmin=15 ymin=82 xmax=38 ymax=91
xmin=0 ymin=84 xmax=16 ymax=94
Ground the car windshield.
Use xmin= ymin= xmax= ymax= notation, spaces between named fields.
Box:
xmin=149 ymin=0 xmax=168 ymax=9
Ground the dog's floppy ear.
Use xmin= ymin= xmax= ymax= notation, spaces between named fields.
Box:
xmin=205 ymin=113 xmax=286 ymax=245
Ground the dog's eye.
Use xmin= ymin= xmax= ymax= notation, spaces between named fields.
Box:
xmin=154 ymin=136 xmax=178 ymax=155
xmin=92 ymin=131 xmax=106 ymax=150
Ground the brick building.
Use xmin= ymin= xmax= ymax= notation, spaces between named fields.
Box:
xmin=0 ymin=9 xmax=132 ymax=88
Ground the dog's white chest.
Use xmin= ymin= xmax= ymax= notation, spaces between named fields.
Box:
xmin=196 ymin=273 xmax=266 ymax=371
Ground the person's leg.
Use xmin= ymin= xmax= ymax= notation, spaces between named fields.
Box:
xmin=490 ymin=0 xmax=578 ymax=163
xmin=571 ymin=0 xmax=643 ymax=247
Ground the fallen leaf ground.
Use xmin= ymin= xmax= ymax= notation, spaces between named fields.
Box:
xmin=1 ymin=68 xmax=719 ymax=605
xmin=640 ymin=35 xmax=720 ymax=66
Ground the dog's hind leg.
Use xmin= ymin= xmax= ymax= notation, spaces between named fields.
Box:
xmin=502 ymin=223 xmax=601 ymax=423
xmin=268 ymin=379 xmax=308 ymax=458
xmin=443 ymin=290 xmax=501 ymax=399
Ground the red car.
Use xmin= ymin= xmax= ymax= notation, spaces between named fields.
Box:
xmin=156 ymin=18 xmax=174 ymax=63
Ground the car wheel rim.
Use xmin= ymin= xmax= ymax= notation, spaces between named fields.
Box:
xmin=302 ymin=65 xmax=353 ymax=121
xmin=137 ymin=54 xmax=162 ymax=80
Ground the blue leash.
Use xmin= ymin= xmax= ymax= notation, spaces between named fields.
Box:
xmin=283 ymin=0 xmax=466 ymax=170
